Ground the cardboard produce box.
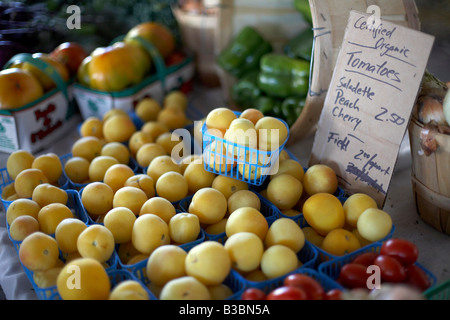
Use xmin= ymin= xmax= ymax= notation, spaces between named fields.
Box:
xmin=0 ymin=53 xmax=80 ymax=154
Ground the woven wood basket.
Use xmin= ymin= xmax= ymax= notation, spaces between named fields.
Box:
xmin=288 ymin=0 xmax=421 ymax=144
xmin=408 ymin=116 xmax=450 ymax=235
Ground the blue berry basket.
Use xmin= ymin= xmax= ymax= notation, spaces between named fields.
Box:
xmin=317 ymin=241 xmax=437 ymax=292
xmin=119 ymin=227 xmax=206 ymax=280
xmin=47 ymin=268 xmax=154 ymax=300
xmin=252 ymin=147 xmax=346 ymax=198
xmin=0 ymin=153 xmax=71 ymax=211
xmin=201 ymin=112 xmax=289 ymax=186
xmin=234 ymin=241 xmax=319 ymax=293
xmin=23 ymin=250 xmax=119 ymax=300
xmin=6 ymin=189 xmax=90 ymax=252
xmin=289 ymin=212 xmax=396 ymax=266
xmin=178 ymin=190 xmax=280 ymax=244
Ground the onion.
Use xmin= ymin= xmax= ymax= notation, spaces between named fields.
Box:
xmin=417 ymin=95 xmax=446 ymax=125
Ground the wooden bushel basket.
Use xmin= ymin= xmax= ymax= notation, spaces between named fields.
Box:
xmin=289 ymin=0 xmax=421 ymax=144
xmin=409 ymin=116 xmax=450 ymax=235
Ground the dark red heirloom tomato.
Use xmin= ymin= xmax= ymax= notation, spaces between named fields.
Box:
xmin=266 ymin=286 xmax=308 ymax=300
xmin=283 ymin=273 xmax=325 ymax=300
xmin=380 ymin=238 xmax=419 ymax=266
xmin=405 ymin=264 xmax=431 ymax=291
xmin=352 ymin=252 xmax=379 ymax=267
xmin=325 ymin=289 xmax=343 ymax=300
xmin=241 ymin=288 xmax=267 ymax=300
xmin=374 ymin=254 xmax=406 ymax=283
xmin=338 ymin=263 xmax=370 ymax=289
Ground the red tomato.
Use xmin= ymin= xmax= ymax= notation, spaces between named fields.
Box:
xmin=50 ymin=42 xmax=88 ymax=76
xmin=266 ymin=286 xmax=308 ymax=300
xmin=325 ymin=289 xmax=343 ymax=300
xmin=380 ymin=238 xmax=419 ymax=266
xmin=374 ymin=254 xmax=406 ymax=283
xmin=283 ymin=273 xmax=325 ymax=300
xmin=241 ymin=288 xmax=267 ymax=300
xmin=338 ymin=263 xmax=370 ymax=289
xmin=165 ymin=51 xmax=186 ymax=66
xmin=352 ymin=252 xmax=379 ymax=267
xmin=405 ymin=264 xmax=431 ymax=291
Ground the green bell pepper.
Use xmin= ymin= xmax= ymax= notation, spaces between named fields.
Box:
xmin=257 ymin=53 xmax=310 ymax=98
xmin=294 ymin=0 xmax=312 ymax=25
xmin=284 ymin=28 xmax=314 ymax=61
xmin=255 ymin=95 xmax=283 ymax=117
xmin=231 ymin=70 xmax=261 ymax=109
xmin=281 ymin=96 xmax=306 ymax=127
xmin=217 ymin=26 xmax=272 ymax=79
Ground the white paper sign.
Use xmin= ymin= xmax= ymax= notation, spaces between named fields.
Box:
xmin=309 ymin=11 xmax=435 ymax=208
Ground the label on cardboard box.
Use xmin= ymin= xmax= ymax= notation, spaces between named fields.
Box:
xmin=0 ymin=90 xmax=79 ymax=154
xmin=309 ymin=11 xmax=434 ymax=208
xmin=0 ymin=115 xmax=19 ymax=152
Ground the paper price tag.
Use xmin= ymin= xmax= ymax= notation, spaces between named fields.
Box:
xmin=309 ymin=10 xmax=435 ymax=208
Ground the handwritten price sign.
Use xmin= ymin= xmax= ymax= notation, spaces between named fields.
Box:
xmin=310 ymin=11 xmax=434 ymax=208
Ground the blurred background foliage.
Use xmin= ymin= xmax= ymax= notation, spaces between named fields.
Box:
xmin=1 ymin=0 xmax=181 ymax=54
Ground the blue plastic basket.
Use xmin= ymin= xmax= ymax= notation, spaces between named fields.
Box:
xmin=234 ymin=241 xmax=319 ymax=293
xmin=249 ymin=147 xmax=346 ymax=199
xmin=134 ymin=262 xmax=246 ymax=300
xmin=292 ymin=213 xmax=396 ymax=266
xmin=202 ymin=112 xmax=289 ymax=186
xmin=178 ymin=190 xmax=280 ymax=244
xmin=6 ymin=189 xmax=90 ymax=252
xmin=24 ymin=249 xmax=119 ymax=300
xmin=318 ymin=242 xmax=437 ymax=292
xmin=47 ymin=267 xmax=154 ymax=300
xmin=119 ymin=228 xmax=206 ymax=280
xmin=0 ymin=153 xmax=71 ymax=211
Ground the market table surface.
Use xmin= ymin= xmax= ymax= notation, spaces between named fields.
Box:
xmin=0 ymin=83 xmax=449 ymax=300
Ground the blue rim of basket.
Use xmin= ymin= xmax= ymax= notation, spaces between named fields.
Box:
xmin=233 ymin=241 xmax=320 ymax=293
xmin=201 ymin=111 xmax=290 ymax=186
xmin=317 ymin=241 xmax=437 ymax=292
xmin=424 ymin=278 xmax=450 ymax=300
